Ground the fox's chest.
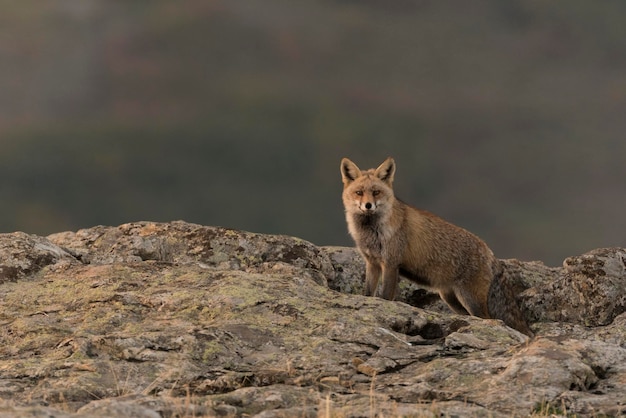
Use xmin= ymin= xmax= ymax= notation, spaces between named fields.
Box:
xmin=356 ymin=231 xmax=383 ymax=258
xmin=349 ymin=216 xmax=391 ymax=258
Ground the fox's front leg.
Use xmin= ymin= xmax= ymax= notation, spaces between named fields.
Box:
xmin=380 ymin=264 xmax=399 ymax=300
xmin=364 ymin=260 xmax=382 ymax=297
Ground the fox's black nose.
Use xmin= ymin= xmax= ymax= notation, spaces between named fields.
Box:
xmin=365 ymin=202 xmax=372 ymax=210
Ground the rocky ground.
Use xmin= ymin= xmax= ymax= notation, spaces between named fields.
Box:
xmin=0 ymin=221 xmax=625 ymax=417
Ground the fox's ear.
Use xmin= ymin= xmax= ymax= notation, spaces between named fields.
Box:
xmin=341 ymin=158 xmax=361 ymax=184
xmin=375 ymin=157 xmax=395 ymax=185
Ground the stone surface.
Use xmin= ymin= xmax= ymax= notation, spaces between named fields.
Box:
xmin=0 ymin=221 xmax=624 ymax=417
xmin=527 ymin=247 xmax=626 ymax=326
xmin=0 ymin=231 xmax=74 ymax=283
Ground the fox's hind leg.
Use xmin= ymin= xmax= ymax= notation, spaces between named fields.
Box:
xmin=455 ymin=286 xmax=490 ymax=318
xmin=439 ymin=290 xmax=470 ymax=316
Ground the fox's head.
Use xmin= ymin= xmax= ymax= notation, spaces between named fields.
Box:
xmin=340 ymin=157 xmax=396 ymax=217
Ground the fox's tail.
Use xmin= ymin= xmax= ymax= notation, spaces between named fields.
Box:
xmin=488 ymin=261 xmax=534 ymax=337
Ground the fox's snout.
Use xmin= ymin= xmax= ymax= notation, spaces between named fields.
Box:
xmin=358 ymin=200 xmax=376 ymax=212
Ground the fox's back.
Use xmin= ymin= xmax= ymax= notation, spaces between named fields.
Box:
xmin=400 ymin=205 xmax=496 ymax=287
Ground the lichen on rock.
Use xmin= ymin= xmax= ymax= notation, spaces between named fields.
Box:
xmin=0 ymin=222 xmax=624 ymax=417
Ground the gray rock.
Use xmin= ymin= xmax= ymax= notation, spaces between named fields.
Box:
xmin=0 ymin=221 xmax=624 ymax=417
xmin=0 ymin=231 xmax=75 ymax=283
xmin=524 ymin=247 xmax=626 ymax=326
xmin=78 ymin=395 xmax=161 ymax=418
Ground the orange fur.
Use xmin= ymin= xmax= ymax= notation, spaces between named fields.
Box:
xmin=341 ymin=157 xmax=516 ymax=326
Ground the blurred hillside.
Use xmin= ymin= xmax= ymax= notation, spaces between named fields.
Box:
xmin=2 ymin=0 xmax=626 ymax=266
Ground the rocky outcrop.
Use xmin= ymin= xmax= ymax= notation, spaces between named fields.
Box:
xmin=0 ymin=221 xmax=625 ymax=417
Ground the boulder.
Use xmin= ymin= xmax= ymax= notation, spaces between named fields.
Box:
xmin=0 ymin=221 xmax=623 ymax=417
xmin=525 ymin=248 xmax=626 ymax=326
xmin=0 ymin=231 xmax=75 ymax=283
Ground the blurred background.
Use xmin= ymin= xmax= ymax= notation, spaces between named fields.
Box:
xmin=2 ymin=0 xmax=626 ymax=266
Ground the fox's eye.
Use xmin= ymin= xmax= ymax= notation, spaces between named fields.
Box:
xmin=355 ymin=190 xmax=363 ymax=196
xmin=372 ymin=190 xmax=380 ymax=197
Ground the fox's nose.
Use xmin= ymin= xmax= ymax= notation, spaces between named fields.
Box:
xmin=365 ymin=202 xmax=372 ymax=210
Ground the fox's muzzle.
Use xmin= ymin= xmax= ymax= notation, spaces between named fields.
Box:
xmin=359 ymin=201 xmax=376 ymax=213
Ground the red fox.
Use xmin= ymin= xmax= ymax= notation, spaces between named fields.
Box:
xmin=340 ymin=157 xmax=532 ymax=336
